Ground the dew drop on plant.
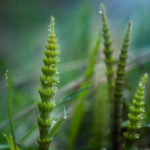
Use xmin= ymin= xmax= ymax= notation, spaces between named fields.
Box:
xmin=64 ymin=106 xmax=67 ymax=119
xmin=51 ymin=64 xmax=55 ymax=67
xmin=5 ymin=70 xmax=9 ymax=86
xmin=48 ymin=25 xmax=51 ymax=32
xmin=5 ymin=70 xmax=8 ymax=80
xmin=53 ymin=120 xmax=57 ymax=125
xmin=139 ymin=81 xmax=142 ymax=87
xmin=99 ymin=10 xmax=103 ymax=15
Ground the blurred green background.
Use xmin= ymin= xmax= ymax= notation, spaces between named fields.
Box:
xmin=0 ymin=0 xmax=150 ymax=149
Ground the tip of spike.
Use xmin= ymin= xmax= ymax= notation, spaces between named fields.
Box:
xmin=100 ymin=3 xmax=105 ymax=14
xmin=50 ymin=16 xmax=55 ymax=25
xmin=49 ymin=16 xmax=55 ymax=33
xmin=139 ymin=73 xmax=148 ymax=87
xmin=100 ymin=3 xmax=104 ymax=10
xmin=128 ymin=21 xmax=133 ymax=28
xmin=143 ymin=73 xmax=148 ymax=81
xmin=50 ymin=16 xmax=54 ymax=20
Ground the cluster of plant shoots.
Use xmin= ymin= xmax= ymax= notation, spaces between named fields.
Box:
xmin=2 ymin=4 xmax=149 ymax=150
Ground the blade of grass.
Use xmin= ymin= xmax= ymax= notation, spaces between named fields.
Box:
xmin=0 ymin=84 xmax=91 ymax=130
xmin=57 ymin=85 xmax=91 ymax=106
xmin=5 ymin=71 xmax=17 ymax=150
xmin=49 ymin=107 xmax=67 ymax=138
xmin=4 ymin=134 xmax=15 ymax=150
xmin=67 ymin=31 xmax=101 ymax=150
xmin=4 ymin=134 xmax=19 ymax=150
xmin=66 ymin=81 xmax=91 ymax=150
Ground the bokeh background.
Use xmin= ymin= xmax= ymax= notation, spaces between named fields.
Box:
xmin=0 ymin=0 xmax=150 ymax=149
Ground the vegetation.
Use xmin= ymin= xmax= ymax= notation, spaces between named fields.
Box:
xmin=0 ymin=2 xmax=150 ymax=150
xmin=123 ymin=73 xmax=148 ymax=150
xmin=112 ymin=21 xmax=132 ymax=150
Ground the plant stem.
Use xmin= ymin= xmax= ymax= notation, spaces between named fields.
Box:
xmin=6 ymin=71 xmax=17 ymax=150
xmin=37 ymin=16 xmax=59 ymax=150
xmin=112 ymin=22 xmax=132 ymax=150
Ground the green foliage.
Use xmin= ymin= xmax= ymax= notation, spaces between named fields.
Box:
xmin=37 ymin=16 xmax=59 ymax=150
xmin=4 ymin=134 xmax=20 ymax=150
xmin=85 ymin=32 xmax=101 ymax=78
xmin=49 ymin=107 xmax=67 ymax=138
xmin=90 ymin=83 xmax=110 ymax=149
xmin=100 ymin=4 xmax=115 ymax=99
xmin=67 ymin=32 xmax=101 ymax=150
xmin=1 ymin=3 xmax=150 ymax=150
xmin=66 ymin=81 xmax=91 ymax=150
xmin=57 ymin=85 xmax=91 ymax=106
xmin=49 ymin=118 xmax=65 ymax=138
xmin=5 ymin=71 xmax=18 ymax=150
xmin=112 ymin=22 xmax=132 ymax=150
xmin=123 ymin=74 xmax=148 ymax=150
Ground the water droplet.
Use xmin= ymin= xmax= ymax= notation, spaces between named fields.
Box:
xmin=5 ymin=70 xmax=9 ymax=84
xmin=52 ymin=120 xmax=57 ymax=126
xmin=64 ymin=115 xmax=67 ymax=119
xmin=51 ymin=64 xmax=55 ymax=68
xmin=64 ymin=106 xmax=67 ymax=119
xmin=139 ymin=81 xmax=142 ymax=87
xmin=48 ymin=25 xmax=51 ymax=32
xmin=99 ymin=10 xmax=103 ymax=15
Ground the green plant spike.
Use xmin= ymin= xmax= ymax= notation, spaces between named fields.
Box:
xmin=37 ymin=16 xmax=59 ymax=150
xmin=100 ymin=4 xmax=115 ymax=100
xmin=112 ymin=22 xmax=132 ymax=150
xmin=123 ymin=73 xmax=148 ymax=150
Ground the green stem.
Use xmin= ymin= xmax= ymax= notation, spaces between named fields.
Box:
xmin=100 ymin=4 xmax=115 ymax=100
xmin=6 ymin=71 xmax=17 ymax=150
xmin=37 ymin=16 xmax=59 ymax=150
xmin=112 ymin=22 xmax=132 ymax=150
xmin=123 ymin=74 xmax=148 ymax=150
